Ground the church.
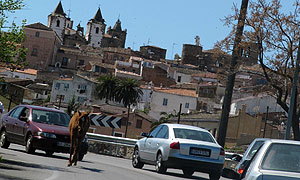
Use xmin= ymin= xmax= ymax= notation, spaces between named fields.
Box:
xmin=48 ymin=1 xmax=127 ymax=48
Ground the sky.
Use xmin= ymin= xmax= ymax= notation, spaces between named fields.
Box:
xmin=6 ymin=0 xmax=294 ymax=59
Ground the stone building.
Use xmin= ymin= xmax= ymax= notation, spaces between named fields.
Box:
xmin=101 ymin=19 xmax=127 ymax=48
xmin=22 ymin=23 xmax=62 ymax=70
xmin=139 ymin=46 xmax=167 ymax=61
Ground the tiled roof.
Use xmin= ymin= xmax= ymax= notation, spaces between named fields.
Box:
xmin=154 ymin=88 xmax=198 ymax=97
xmin=25 ymin=23 xmax=53 ymax=31
xmin=169 ymin=112 xmax=221 ymax=122
xmin=89 ymin=61 xmax=115 ymax=69
xmin=192 ymin=72 xmax=217 ymax=79
xmin=171 ymin=67 xmax=202 ymax=75
xmin=92 ymin=8 xmax=104 ymax=23
xmin=15 ymin=68 xmax=37 ymax=75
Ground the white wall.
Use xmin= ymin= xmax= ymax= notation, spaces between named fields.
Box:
xmin=174 ymin=71 xmax=191 ymax=84
xmin=85 ymin=21 xmax=104 ymax=47
xmin=0 ymin=70 xmax=36 ymax=81
xmin=149 ymin=90 xmax=197 ymax=120
xmin=48 ymin=16 xmax=65 ymax=40
xmin=230 ymin=94 xmax=285 ymax=115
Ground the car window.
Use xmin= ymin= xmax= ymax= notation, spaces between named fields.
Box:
xmin=173 ymin=128 xmax=215 ymax=143
xmin=10 ymin=107 xmax=25 ymax=119
xmin=156 ymin=125 xmax=169 ymax=139
xmin=149 ymin=126 xmax=162 ymax=137
xmin=261 ymin=143 xmax=300 ymax=173
xmin=20 ymin=108 xmax=30 ymax=119
xmin=32 ymin=109 xmax=70 ymax=127
xmin=246 ymin=140 xmax=264 ymax=159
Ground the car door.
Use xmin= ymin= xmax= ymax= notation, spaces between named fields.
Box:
xmin=3 ymin=108 xmax=18 ymax=142
xmin=10 ymin=107 xmax=25 ymax=143
xmin=15 ymin=107 xmax=30 ymax=144
xmin=142 ymin=125 xmax=162 ymax=161
xmin=148 ymin=125 xmax=169 ymax=162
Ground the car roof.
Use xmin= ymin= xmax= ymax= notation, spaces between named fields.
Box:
xmin=162 ymin=123 xmax=209 ymax=132
xmin=266 ymin=139 xmax=300 ymax=145
xmin=17 ymin=104 xmax=65 ymax=113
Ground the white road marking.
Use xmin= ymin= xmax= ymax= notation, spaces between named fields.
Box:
xmin=45 ymin=171 xmax=60 ymax=180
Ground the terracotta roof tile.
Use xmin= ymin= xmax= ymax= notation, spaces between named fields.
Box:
xmin=154 ymin=88 xmax=198 ymax=97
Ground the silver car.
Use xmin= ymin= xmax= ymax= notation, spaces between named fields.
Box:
xmin=132 ymin=123 xmax=225 ymax=180
xmin=234 ymin=138 xmax=268 ymax=174
xmin=224 ymin=139 xmax=300 ymax=180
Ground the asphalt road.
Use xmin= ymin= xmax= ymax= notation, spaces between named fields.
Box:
xmin=0 ymin=144 xmax=230 ymax=180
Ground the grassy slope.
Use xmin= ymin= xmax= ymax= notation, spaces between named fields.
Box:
xmin=0 ymin=95 xmax=17 ymax=113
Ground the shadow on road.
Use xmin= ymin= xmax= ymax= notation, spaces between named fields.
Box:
xmin=79 ymin=166 xmax=103 ymax=173
xmin=143 ymin=168 xmax=209 ymax=180
xmin=1 ymin=159 xmax=69 ymax=172
xmin=0 ymin=173 xmax=31 ymax=180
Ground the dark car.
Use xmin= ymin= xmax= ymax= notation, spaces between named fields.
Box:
xmin=0 ymin=105 xmax=88 ymax=160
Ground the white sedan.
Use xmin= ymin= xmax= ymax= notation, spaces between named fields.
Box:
xmin=132 ymin=123 xmax=225 ymax=180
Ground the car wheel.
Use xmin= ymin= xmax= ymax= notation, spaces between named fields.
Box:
xmin=0 ymin=130 xmax=10 ymax=149
xmin=25 ymin=134 xmax=35 ymax=154
xmin=78 ymin=153 xmax=84 ymax=161
xmin=155 ymin=152 xmax=167 ymax=173
xmin=182 ymin=169 xmax=194 ymax=177
xmin=132 ymin=147 xmax=144 ymax=169
xmin=45 ymin=151 xmax=54 ymax=156
xmin=209 ymin=172 xmax=221 ymax=180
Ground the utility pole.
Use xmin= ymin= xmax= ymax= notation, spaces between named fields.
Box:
xmin=217 ymin=0 xmax=249 ymax=147
xmin=263 ymin=106 xmax=269 ymax=138
xmin=285 ymin=39 xmax=300 ymax=140
xmin=177 ymin=103 xmax=182 ymax=124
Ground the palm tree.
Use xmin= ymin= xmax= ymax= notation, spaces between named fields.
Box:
xmin=150 ymin=111 xmax=176 ymax=132
xmin=115 ymin=78 xmax=143 ymax=138
xmin=96 ymin=75 xmax=119 ymax=103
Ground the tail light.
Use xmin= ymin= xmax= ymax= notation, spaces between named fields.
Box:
xmin=238 ymin=168 xmax=244 ymax=174
xmin=220 ymin=147 xmax=225 ymax=156
xmin=170 ymin=142 xmax=180 ymax=149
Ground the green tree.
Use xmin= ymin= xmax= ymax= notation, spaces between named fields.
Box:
xmin=115 ymin=78 xmax=143 ymax=138
xmin=150 ymin=111 xmax=176 ymax=132
xmin=0 ymin=0 xmax=27 ymax=68
xmin=96 ymin=75 xmax=119 ymax=103
xmin=217 ymin=0 xmax=300 ymax=140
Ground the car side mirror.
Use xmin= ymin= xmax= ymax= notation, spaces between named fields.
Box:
xmin=222 ymin=168 xmax=241 ymax=179
xmin=141 ymin=132 xmax=149 ymax=137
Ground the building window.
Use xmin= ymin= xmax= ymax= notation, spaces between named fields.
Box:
xmin=55 ymin=83 xmax=60 ymax=90
xmin=177 ymin=76 xmax=181 ymax=83
xmin=79 ymin=60 xmax=85 ymax=66
xmin=56 ymin=20 xmax=60 ymax=27
xmin=162 ymin=98 xmax=168 ymax=106
xmin=31 ymin=48 xmax=38 ymax=56
xmin=35 ymin=32 xmax=40 ymax=37
xmin=77 ymin=96 xmax=85 ymax=103
xmin=62 ymin=57 xmax=68 ymax=66
xmin=185 ymin=103 xmax=189 ymax=109
xmin=95 ymin=66 xmax=100 ymax=72
xmin=96 ymin=27 xmax=99 ymax=34
xmin=136 ymin=119 xmax=142 ymax=129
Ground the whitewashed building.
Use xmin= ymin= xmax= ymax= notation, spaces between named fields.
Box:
xmin=0 ymin=68 xmax=37 ymax=81
xmin=230 ymin=93 xmax=285 ymax=115
xmin=50 ymin=74 xmax=102 ymax=105
xmin=149 ymin=88 xmax=198 ymax=120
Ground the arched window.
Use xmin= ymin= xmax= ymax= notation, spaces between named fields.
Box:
xmin=96 ymin=27 xmax=99 ymax=34
xmin=56 ymin=20 xmax=60 ymax=27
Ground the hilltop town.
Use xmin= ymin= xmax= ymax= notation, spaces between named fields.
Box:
xmin=0 ymin=2 xmax=286 ymax=142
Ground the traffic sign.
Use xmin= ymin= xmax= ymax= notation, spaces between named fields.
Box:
xmin=90 ymin=114 xmax=122 ymax=129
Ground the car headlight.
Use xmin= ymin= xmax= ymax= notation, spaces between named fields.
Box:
xmin=38 ymin=132 xmax=56 ymax=138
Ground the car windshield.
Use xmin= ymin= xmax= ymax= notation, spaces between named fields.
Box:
xmin=173 ymin=128 xmax=215 ymax=143
xmin=261 ymin=143 xmax=300 ymax=173
xmin=32 ymin=109 xmax=70 ymax=127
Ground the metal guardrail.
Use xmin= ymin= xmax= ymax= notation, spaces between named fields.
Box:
xmin=86 ymin=132 xmax=138 ymax=147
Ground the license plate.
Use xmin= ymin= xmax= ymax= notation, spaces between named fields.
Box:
xmin=57 ymin=142 xmax=70 ymax=148
xmin=190 ymin=147 xmax=210 ymax=157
